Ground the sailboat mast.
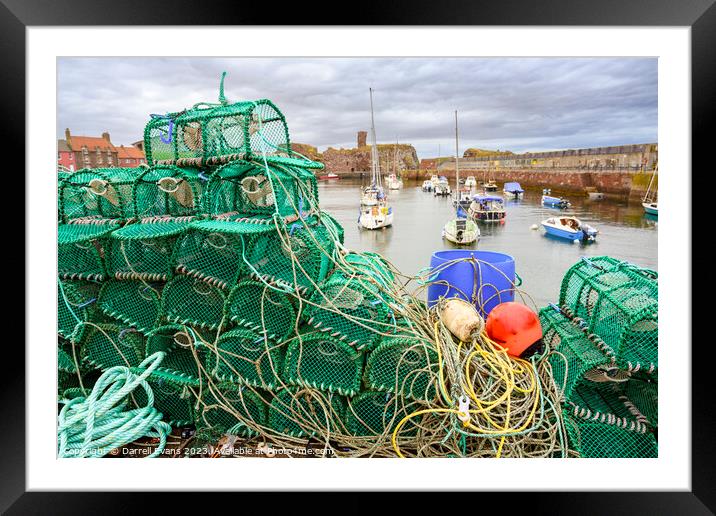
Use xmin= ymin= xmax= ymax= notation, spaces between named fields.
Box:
xmin=369 ymin=88 xmax=381 ymax=188
xmin=643 ymin=162 xmax=658 ymax=202
xmin=454 ymin=110 xmax=459 ymax=191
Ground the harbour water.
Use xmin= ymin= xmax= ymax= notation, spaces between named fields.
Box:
xmin=318 ymin=178 xmax=658 ymax=307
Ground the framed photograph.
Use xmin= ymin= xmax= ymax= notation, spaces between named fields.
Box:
xmin=7 ymin=0 xmax=710 ymax=511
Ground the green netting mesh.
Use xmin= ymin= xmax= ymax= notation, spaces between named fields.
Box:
xmin=539 ymin=306 xmax=611 ymax=400
xmin=563 ymin=412 xmax=658 ymax=458
xmin=58 ymin=221 xmax=120 ymax=281
xmin=133 ymin=165 xmax=205 ymax=219
xmin=344 ymin=252 xmax=395 ymax=290
xmin=304 ymin=270 xmax=393 ymax=351
xmin=268 ymin=388 xmax=346 ymax=438
xmin=201 ymin=159 xmax=319 ymax=220
xmin=343 ymin=391 xmax=420 ymax=437
xmin=59 ymin=168 xmax=140 ymax=223
xmin=193 ymin=384 xmax=268 ymax=437
xmin=364 ymin=336 xmax=438 ymax=401
xmin=559 ymin=257 xmax=658 ymax=371
xmin=144 ymin=96 xmax=292 ymax=165
xmin=144 ymin=324 xmax=208 ymax=384
xmin=207 ymin=327 xmax=286 ymax=389
xmin=225 ymin=280 xmax=297 ymax=341
xmin=622 ymin=377 xmax=658 ymax=427
xmin=58 ymin=279 xmax=102 ymax=341
xmin=108 ymin=220 xmax=192 ymax=281
xmin=320 ymin=211 xmax=344 ymax=245
xmin=97 ymin=280 xmax=164 ymax=334
xmin=243 ymin=219 xmax=337 ymax=295
xmin=58 ymin=368 xmax=102 ymax=401
xmin=80 ymin=323 xmax=146 ymax=370
xmin=283 ymin=332 xmax=365 ymax=396
xmin=161 ymin=275 xmax=228 ymax=330
xmin=130 ymin=373 xmax=197 ymax=426
xmin=173 ymin=223 xmax=254 ymax=289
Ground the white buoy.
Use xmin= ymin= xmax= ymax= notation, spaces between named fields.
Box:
xmin=530 ymin=224 xmax=539 ymax=230
xmin=572 ymin=239 xmax=579 ymax=244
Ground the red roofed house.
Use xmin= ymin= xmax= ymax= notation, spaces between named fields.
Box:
xmin=59 ymin=129 xmax=146 ymax=170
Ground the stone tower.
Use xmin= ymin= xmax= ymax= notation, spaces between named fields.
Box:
xmin=357 ymin=131 xmax=367 ymax=148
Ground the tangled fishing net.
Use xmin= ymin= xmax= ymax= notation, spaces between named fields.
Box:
xmin=57 ymin=73 xmax=657 ymax=458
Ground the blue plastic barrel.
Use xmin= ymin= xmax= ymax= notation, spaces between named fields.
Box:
xmin=427 ymin=250 xmax=516 ymax=317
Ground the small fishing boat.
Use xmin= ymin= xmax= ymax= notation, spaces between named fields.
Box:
xmin=642 ymin=164 xmax=658 ymax=217
xmin=503 ymin=181 xmax=524 ymax=199
xmin=359 ymin=88 xmax=393 ymax=230
xmin=484 ymin=180 xmax=498 ymax=192
xmin=318 ymin=172 xmax=339 ymax=180
xmin=464 ymin=176 xmax=477 ymax=188
xmin=442 ymin=111 xmax=480 ymax=246
xmin=430 ymin=174 xmax=440 ymax=188
xmin=434 ymin=176 xmax=452 ymax=196
xmin=443 ymin=217 xmax=480 ymax=245
xmin=468 ymin=194 xmax=506 ymax=222
xmin=587 ymin=192 xmax=605 ymax=201
xmin=541 ymin=216 xmax=598 ymax=242
xmin=541 ymin=189 xmax=571 ymax=208
xmin=422 ymin=179 xmax=433 ymax=192
xmin=453 ymin=188 xmax=472 ymax=211
xmin=386 ymin=173 xmax=403 ymax=190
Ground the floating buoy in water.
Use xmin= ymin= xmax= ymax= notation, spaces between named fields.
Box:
xmin=485 ymin=302 xmax=543 ymax=358
xmin=530 ymin=224 xmax=538 ymax=230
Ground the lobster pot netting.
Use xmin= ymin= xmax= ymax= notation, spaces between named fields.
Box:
xmin=343 ymin=252 xmax=395 ymax=290
xmin=58 ymin=279 xmax=103 ymax=341
xmin=58 ymin=221 xmax=120 ymax=281
xmin=59 ymin=168 xmax=140 ymax=223
xmin=539 ymin=307 xmax=611 ymax=401
xmin=202 ymin=159 xmax=319 ymax=220
xmin=108 ymin=219 xmax=193 ymax=281
xmin=559 ymin=258 xmax=658 ymax=371
xmin=162 ymin=275 xmax=229 ymax=331
xmin=283 ymin=332 xmax=365 ymax=396
xmin=364 ymin=336 xmax=439 ymax=402
xmin=193 ymin=384 xmax=269 ymax=437
xmin=145 ymin=324 xmax=209 ymax=384
xmin=268 ymin=388 xmax=347 ymax=438
xmin=207 ymin=327 xmax=286 ymax=390
xmin=343 ymin=391 xmax=421 ymax=437
xmin=144 ymin=99 xmax=291 ymax=165
xmin=80 ymin=323 xmax=146 ymax=371
xmin=133 ymin=165 xmax=205 ymax=219
xmin=97 ymin=280 xmax=164 ymax=334
xmin=304 ymin=270 xmax=394 ymax=351
xmin=132 ymin=371 xmax=197 ymax=427
xmin=225 ymin=280 xmax=297 ymax=342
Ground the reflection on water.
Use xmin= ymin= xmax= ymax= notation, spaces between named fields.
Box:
xmin=318 ymin=178 xmax=658 ymax=306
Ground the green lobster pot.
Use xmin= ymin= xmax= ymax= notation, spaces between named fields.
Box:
xmin=194 ymin=384 xmax=269 ymax=437
xmin=58 ymin=221 xmax=120 ymax=281
xmin=58 ymin=279 xmax=103 ymax=341
xmin=343 ymin=252 xmax=394 ymax=290
xmin=145 ymin=324 xmax=207 ymax=383
xmin=97 ymin=280 xmax=164 ymax=335
xmin=364 ymin=336 xmax=439 ymax=401
xmin=304 ymin=271 xmax=393 ymax=351
xmin=283 ymin=332 xmax=364 ymax=396
xmin=161 ymin=275 xmax=229 ymax=331
xmin=130 ymin=372 xmax=197 ymax=427
xmin=564 ymin=413 xmax=658 ymax=458
xmin=225 ymin=279 xmax=297 ymax=342
xmin=209 ymin=327 xmax=286 ymax=389
xmin=81 ymin=323 xmax=146 ymax=371
xmin=108 ymin=219 xmax=193 ymax=281
xmin=268 ymin=388 xmax=346 ymax=438
xmin=132 ymin=165 xmax=205 ymax=219
xmin=59 ymin=168 xmax=140 ymax=223
xmin=343 ymin=391 xmax=421 ymax=438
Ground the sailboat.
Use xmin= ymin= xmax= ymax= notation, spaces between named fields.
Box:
xmin=642 ymin=164 xmax=658 ymax=216
xmin=386 ymin=139 xmax=404 ymax=190
xmin=359 ymin=88 xmax=394 ymax=230
xmin=443 ymin=111 xmax=479 ymax=245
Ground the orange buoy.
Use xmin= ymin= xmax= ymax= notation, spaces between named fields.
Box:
xmin=485 ymin=302 xmax=543 ymax=358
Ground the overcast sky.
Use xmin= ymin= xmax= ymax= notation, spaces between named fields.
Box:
xmin=57 ymin=57 xmax=657 ymax=158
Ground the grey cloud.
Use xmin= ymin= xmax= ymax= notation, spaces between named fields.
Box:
xmin=58 ymin=57 xmax=656 ymax=157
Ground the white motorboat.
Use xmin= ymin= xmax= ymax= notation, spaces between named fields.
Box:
xmin=541 ymin=216 xmax=598 ymax=242
xmin=503 ymin=181 xmax=524 ymax=199
xmin=464 ymin=176 xmax=477 ymax=188
xmin=422 ymin=179 xmax=433 ymax=192
xmin=386 ymin=173 xmax=403 ymax=190
xmin=434 ymin=176 xmax=452 ymax=196
xmin=443 ymin=217 xmax=480 ymax=245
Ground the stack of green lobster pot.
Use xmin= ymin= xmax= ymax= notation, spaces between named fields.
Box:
xmin=57 ymin=74 xmax=439 ymax=448
xmin=540 ymin=256 xmax=658 ymax=457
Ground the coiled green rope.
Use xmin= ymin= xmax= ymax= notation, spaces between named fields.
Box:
xmin=58 ymin=351 xmax=172 ymax=458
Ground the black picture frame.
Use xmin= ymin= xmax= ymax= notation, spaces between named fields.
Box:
xmin=4 ymin=0 xmax=710 ymax=512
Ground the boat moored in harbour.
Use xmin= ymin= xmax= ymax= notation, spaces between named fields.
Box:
xmin=464 ymin=176 xmax=477 ymax=188
xmin=541 ymin=216 xmax=598 ymax=242
xmin=503 ymin=181 xmax=524 ymax=199
xmin=434 ymin=176 xmax=452 ymax=196
xmin=443 ymin=217 xmax=480 ymax=245
xmin=484 ymin=180 xmax=498 ymax=192
xmin=468 ymin=194 xmax=506 ymax=222
xmin=422 ymin=179 xmax=433 ymax=192
xmin=386 ymin=173 xmax=403 ymax=190
xmin=541 ymin=189 xmax=571 ymax=208
xmin=318 ymin=172 xmax=340 ymax=180
xmin=642 ymin=201 xmax=658 ymax=216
